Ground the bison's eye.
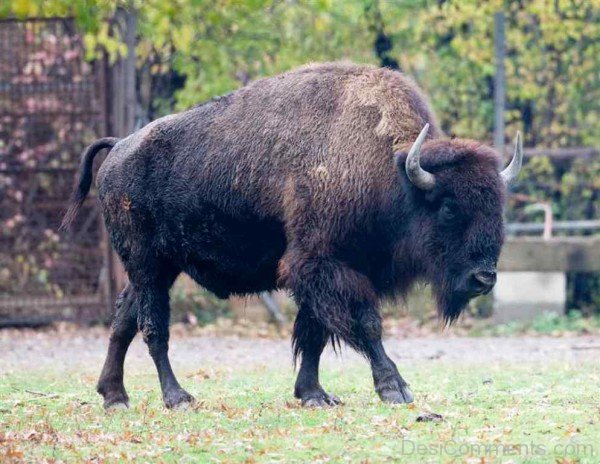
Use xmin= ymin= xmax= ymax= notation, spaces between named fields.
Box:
xmin=439 ymin=201 xmax=459 ymax=224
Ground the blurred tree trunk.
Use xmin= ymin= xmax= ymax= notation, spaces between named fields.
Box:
xmin=366 ymin=0 xmax=399 ymax=70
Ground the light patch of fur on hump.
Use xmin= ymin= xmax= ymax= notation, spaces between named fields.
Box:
xmin=343 ymin=67 xmax=433 ymax=149
xmin=292 ymin=60 xmax=376 ymax=75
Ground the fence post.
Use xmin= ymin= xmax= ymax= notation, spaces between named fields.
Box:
xmin=109 ymin=7 xmax=137 ymax=137
xmin=103 ymin=7 xmax=137 ymax=311
xmin=493 ymin=11 xmax=505 ymax=153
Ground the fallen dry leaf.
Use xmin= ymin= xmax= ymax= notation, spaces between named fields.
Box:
xmin=416 ymin=411 xmax=444 ymax=422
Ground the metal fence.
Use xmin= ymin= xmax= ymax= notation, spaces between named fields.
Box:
xmin=0 ymin=18 xmax=110 ymax=325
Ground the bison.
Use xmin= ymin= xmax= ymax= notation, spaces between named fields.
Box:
xmin=62 ymin=62 xmax=522 ymax=409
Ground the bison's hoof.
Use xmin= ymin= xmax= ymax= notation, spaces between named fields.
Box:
xmin=300 ymin=391 xmax=342 ymax=408
xmin=377 ymin=379 xmax=414 ymax=404
xmin=102 ymin=392 xmax=130 ymax=410
xmin=105 ymin=400 xmax=129 ymax=411
xmin=99 ymin=386 xmax=130 ymax=410
xmin=164 ymin=389 xmax=195 ymax=409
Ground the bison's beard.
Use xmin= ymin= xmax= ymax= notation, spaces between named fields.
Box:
xmin=432 ymin=276 xmax=471 ymax=325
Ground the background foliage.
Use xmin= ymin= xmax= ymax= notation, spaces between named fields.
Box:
xmin=2 ymin=0 xmax=598 ymax=314
xmin=5 ymin=0 xmax=597 ymax=145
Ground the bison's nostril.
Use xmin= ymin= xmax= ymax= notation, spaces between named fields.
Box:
xmin=468 ymin=270 xmax=497 ymax=295
xmin=476 ymin=270 xmax=497 ymax=286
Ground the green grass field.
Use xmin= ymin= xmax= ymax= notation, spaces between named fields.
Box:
xmin=1 ymin=361 xmax=598 ymax=463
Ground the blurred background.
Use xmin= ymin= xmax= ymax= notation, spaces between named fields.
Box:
xmin=0 ymin=0 xmax=598 ymax=333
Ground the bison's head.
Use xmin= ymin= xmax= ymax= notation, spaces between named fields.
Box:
xmin=396 ymin=124 xmax=522 ymax=322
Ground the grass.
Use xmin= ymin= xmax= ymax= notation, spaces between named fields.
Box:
xmin=1 ymin=361 xmax=599 ymax=463
xmin=468 ymin=311 xmax=600 ymax=337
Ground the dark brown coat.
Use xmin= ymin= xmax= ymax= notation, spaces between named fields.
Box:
xmin=64 ymin=62 xmax=508 ymax=409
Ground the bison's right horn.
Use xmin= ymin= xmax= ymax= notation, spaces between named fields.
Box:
xmin=405 ymin=124 xmax=436 ymax=191
xmin=500 ymin=132 xmax=523 ymax=187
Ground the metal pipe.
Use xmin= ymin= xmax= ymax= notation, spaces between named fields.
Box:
xmin=506 ymin=220 xmax=600 ymax=235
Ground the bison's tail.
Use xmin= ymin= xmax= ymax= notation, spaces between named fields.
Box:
xmin=60 ymin=137 xmax=120 ymax=231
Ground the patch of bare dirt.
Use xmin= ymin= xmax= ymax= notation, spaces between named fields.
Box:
xmin=1 ymin=322 xmax=598 ymax=376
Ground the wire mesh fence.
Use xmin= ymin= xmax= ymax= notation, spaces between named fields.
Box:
xmin=0 ymin=18 xmax=110 ymax=325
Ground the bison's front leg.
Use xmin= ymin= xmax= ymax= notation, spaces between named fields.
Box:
xmin=291 ymin=258 xmax=413 ymax=405
xmin=354 ymin=309 xmax=414 ymax=404
xmin=292 ymin=306 xmax=341 ymax=407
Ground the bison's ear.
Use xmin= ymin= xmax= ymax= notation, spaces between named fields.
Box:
xmin=394 ymin=150 xmax=408 ymax=170
xmin=395 ymin=151 xmax=412 ymax=188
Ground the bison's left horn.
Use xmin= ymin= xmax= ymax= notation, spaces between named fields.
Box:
xmin=405 ymin=124 xmax=436 ymax=191
xmin=500 ymin=132 xmax=523 ymax=187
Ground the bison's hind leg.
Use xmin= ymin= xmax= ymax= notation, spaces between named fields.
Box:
xmin=97 ymin=284 xmax=138 ymax=409
xmin=131 ymin=262 xmax=195 ymax=409
xmin=98 ymin=259 xmax=194 ymax=410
